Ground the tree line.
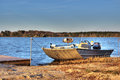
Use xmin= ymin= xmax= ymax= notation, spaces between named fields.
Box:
xmin=0 ymin=30 xmax=120 ymax=37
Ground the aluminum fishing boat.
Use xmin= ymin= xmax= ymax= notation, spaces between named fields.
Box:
xmin=42 ymin=38 xmax=113 ymax=60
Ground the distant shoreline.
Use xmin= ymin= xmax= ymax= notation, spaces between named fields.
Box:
xmin=0 ymin=30 xmax=120 ymax=37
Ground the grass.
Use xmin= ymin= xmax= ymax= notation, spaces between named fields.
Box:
xmin=51 ymin=57 xmax=120 ymax=65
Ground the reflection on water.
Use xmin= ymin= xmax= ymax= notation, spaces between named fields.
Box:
xmin=0 ymin=37 xmax=120 ymax=65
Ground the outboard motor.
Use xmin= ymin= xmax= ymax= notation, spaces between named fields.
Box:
xmin=93 ymin=42 xmax=101 ymax=49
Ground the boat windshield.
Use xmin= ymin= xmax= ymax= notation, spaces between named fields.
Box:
xmin=82 ymin=40 xmax=91 ymax=44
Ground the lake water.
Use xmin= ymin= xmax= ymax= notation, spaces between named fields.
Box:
xmin=0 ymin=37 xmax=120 ymax=66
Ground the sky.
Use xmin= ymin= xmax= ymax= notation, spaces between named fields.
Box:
xmin=0 ymin=0 xmax=120 ymax=32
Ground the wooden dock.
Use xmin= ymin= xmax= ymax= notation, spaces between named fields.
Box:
xmin=0 ymin=55 xmax=30 ymax=66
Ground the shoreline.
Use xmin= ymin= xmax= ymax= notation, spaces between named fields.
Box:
xmin=0 ymin=31 xmax=120 ymax=37
xmin=0 ymin=57 xmax=120 ymax=80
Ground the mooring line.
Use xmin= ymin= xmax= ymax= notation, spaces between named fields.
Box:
xmin=32 ymin=38 xmax=43 ymax=49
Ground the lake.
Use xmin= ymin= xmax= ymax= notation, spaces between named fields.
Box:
xmin=0 ymin=37 xmax=120 ymax=65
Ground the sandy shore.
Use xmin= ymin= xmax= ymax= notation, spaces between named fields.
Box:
xmin=0 ymin=57 xmax=120 ymax=80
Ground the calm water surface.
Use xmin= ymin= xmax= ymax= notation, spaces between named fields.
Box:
xmin=0 ymin=37 xmax=120 ymax=65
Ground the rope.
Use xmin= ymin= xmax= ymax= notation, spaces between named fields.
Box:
xmin=32 ymin=38 xmax=43 ymax=49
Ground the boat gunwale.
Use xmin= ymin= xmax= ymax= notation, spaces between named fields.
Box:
xmin=43 ymin=48 xmax=114 ymax=51
xmin=76 ymin=48 xmax=114 ymax=51
xmin=42 ymin=48 xmax=77 ymax=50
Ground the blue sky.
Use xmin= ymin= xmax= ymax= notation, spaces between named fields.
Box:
xmin=0 ymin=0 xmax=120 ymax=32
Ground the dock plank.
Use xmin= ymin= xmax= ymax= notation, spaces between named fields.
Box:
xmin=0 ymin=55 xmax=30 ymax=66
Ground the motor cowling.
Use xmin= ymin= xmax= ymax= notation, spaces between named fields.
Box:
xmin=93 ymin=42 xmax=101 ymax=49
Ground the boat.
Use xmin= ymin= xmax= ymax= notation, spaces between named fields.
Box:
xmin=42 ymin=38 xmax=114 ymax=60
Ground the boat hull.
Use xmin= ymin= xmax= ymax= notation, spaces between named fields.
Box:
xmin=77 ymin=49 xmax=113 ymax=58
xmin=42 ymin=48 xmax=113 ymax=60
xmin=42 ymin=48 xmax=82 ymax=60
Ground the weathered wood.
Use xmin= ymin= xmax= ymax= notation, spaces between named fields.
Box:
xmin=43 ymin=48 xmax=82 ymax=60
xmin=0 ymin=55 xmax=30 ymax=66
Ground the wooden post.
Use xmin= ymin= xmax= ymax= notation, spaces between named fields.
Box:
xmin=30 ymin=37 xmax=32 ymax=66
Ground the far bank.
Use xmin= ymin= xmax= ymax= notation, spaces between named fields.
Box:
xmin=0 ymin=30 xmax=120 ymax=37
